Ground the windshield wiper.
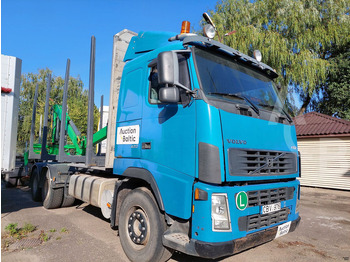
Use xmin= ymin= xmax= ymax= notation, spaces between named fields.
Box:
xmin=258 ymin=103 xmax=292 ymax=123
xmin=208 ymin=92 xmax=260 ymax=116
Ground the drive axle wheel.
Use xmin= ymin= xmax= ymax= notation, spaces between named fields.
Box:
xmin=119 ymin=188 xmax=173 ymax=262
xmin=128 ymin=210 xmax=148 ymax=245
xmin=41 ymin=169 xmax=63 ymax=209
xmin=31 ymin=167 xmax=42 ymax=202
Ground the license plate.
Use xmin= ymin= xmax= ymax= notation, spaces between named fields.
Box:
xmin=261 ymin=202 xmax=281 ymax=214
xmin=275 ymin=221 xmax=291 ymax=238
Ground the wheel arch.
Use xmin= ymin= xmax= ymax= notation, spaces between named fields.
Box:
xmin=122 ymin=167 xmax=165 ymax=211
xmin=111 ymin=167 xmax=165 ymax=228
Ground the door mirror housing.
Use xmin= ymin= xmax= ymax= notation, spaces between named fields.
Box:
xmin=157 ymin=50 xmax=195 ymax=103
xmin=159 ymin=87 xmax=180 ymax=103
xmin=157 ymin=51 xmax=179 ymax=86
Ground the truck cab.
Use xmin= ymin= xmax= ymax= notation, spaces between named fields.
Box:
xmin=113 ymin=29 xmax=300 ymax=260
xmin=27 ymin=21 xmax=300 ymax=261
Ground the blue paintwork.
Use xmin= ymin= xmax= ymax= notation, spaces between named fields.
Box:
xmin=191 ymin=180 xmax=300 ymax=243
xmin=195 ymin=100 xmax=226 ymax=182
xmin=113 ymin=30 xmax=300 ymax=244
xmin=220 ymin=109 xmax=299 ymax=182
xmin=113 ymin=158 xmax=194 ymax=219
xmin=115 ymin=34 xmax=196 ymax=219
xmin=116 ymin=60 xmax=145 ymax=123
xmin=124 ymin=31 xmax=176 ymax=62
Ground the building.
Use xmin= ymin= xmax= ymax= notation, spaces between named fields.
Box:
xmin=294 ymin=112 xmax=350 ymax=190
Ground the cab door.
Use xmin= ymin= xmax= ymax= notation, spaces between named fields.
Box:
xmin=141 ymin=53 xmax=196 ymax=177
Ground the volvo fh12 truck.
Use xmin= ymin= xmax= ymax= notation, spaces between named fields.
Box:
xmin=28 ymin=16 xmax=300 ymax=262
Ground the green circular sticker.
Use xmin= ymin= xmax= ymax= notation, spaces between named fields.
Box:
xmin=236 ymin=191 xmax=248 ymax=211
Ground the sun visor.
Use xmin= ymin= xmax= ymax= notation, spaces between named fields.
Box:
xmin=124 ymin=31 xmax=176 ymax=62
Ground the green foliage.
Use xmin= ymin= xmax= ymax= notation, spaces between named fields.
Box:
xmin=313 ymin=45 xmax=350 ymax=120
xmin=18 ymin=69 xmax=100 ymax=153
xmin=5 ymin=223 xmax=19 ymax=237
xmin=39 ymin=230 xmax=49 ymax=242
xmin=49 ymin=228 xmax=56 ymax=233
xmin=60 ymin=227 xmax=68 ymax=233
xmin=22 ymin=223 xmax=36 ymax=233
xmin=208 ymin=0 xmax=350 ymax=114
xmin=4 ymin=222 xmax=37 ymax=239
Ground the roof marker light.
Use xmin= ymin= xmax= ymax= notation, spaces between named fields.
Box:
xmin=181 ymin=21 xmax=191 ymax=34
xmin=168 ymin=21 xmax=197 ymax=41
xmin=253 ymin=50 xmax=262 ymax=62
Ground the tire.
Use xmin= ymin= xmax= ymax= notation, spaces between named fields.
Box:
xmin=31 ymin=167 xmax=42 ymax=202
xmin=119 ymin=188 xmax=173 ymax=262
xmin=42 ymin=169 xmax=63 ymax=209
xmin=61 ymin=187 xmax=76 ymax=207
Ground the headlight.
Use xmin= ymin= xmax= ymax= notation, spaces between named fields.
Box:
xmin=211 ymin=194 xmax=231 ymax=231
xmin=203 ymin=24 xmax=216 ymax=39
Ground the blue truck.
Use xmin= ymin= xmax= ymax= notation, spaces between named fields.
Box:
xmin=29 ymin=17 xmax=300 ymax=262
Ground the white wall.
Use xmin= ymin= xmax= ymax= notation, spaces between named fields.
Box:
xmin=298 ymin=137 xmax=350 ymax=190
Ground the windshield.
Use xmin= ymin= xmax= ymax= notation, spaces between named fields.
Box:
xmin=194 ymin=48 xmax=284 ymax=113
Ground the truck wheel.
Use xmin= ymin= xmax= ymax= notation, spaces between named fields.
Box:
xmin=31 ymin=167 xmax=42 ymax=202
xmin=119 ymin=188 xmax=173 ymax=262
xmin=42 ymin=169 xmax=63 ymax=209
xmin=61 ymin=187 xmax=76 ymax=207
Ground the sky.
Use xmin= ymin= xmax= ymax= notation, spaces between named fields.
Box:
xmin=2 ymin=0 xmax=218 ymax=108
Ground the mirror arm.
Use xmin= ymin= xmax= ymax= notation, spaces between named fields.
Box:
xmin=175 ymin=82 xmax=197 ymax=97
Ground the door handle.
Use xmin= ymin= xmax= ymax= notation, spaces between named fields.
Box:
xmin=142 ymin=142 xmax=151 ymax=150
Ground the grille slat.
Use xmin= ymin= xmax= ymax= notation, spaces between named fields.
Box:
xmin=229 ymin=148 xmax=297 ymax=176
xmin=246 ymin=187 xmax=294 ymax=207
xmin=246 ymin=208 xmax=290 ymax=231
xmin=238 ymin=187 xmax=294 ymax=232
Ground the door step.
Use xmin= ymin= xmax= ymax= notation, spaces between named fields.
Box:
xmin=163 ymin=233 xmax=190 ymax=247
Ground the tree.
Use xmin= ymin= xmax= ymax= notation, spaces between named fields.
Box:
xmin=312 ymin=44 xmax=350 ymax=119
xmin=208 ymin=0 xmax=350 ymax=115
xmin=18 ymin=69 xmax=100 ymax=152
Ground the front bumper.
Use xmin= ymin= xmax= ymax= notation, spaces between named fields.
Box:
xmin=194 ymin=216 xmax=300 ymax=259
xmin=163 ymin=216 xmax=300 ymax=259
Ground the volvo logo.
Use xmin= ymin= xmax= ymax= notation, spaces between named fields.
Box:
xmin=266 ymin=158 xmax=274 ymax=167
xmin=227 ymin=139 xmax=247 ymax=145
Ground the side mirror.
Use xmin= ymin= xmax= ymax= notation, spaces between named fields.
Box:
xmin=159 ymin=87 xmax=180 ymax=103
xmin=157 ymin=51 xmax=179 ymax=85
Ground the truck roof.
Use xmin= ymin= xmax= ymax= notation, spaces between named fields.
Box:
xmin=124 ymin=31 xmax=278 ymax=79
xmin=124 ymin=31 xmax=176 ymax=61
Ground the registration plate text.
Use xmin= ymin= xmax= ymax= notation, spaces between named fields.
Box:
xmin=261 ymin=202 xmax=281 ymax=214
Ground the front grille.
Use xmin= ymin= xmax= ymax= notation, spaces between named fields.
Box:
xmin=238 ymin=208 xmax=290 ymax=232
xmin=228 ymin=148 xmax=297 ymax=176
xmin=247 ymin=187 xmax=294 ymax=207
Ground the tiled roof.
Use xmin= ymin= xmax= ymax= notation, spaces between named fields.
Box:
xmin=293 ymin=112 xmax=350 ymax=138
